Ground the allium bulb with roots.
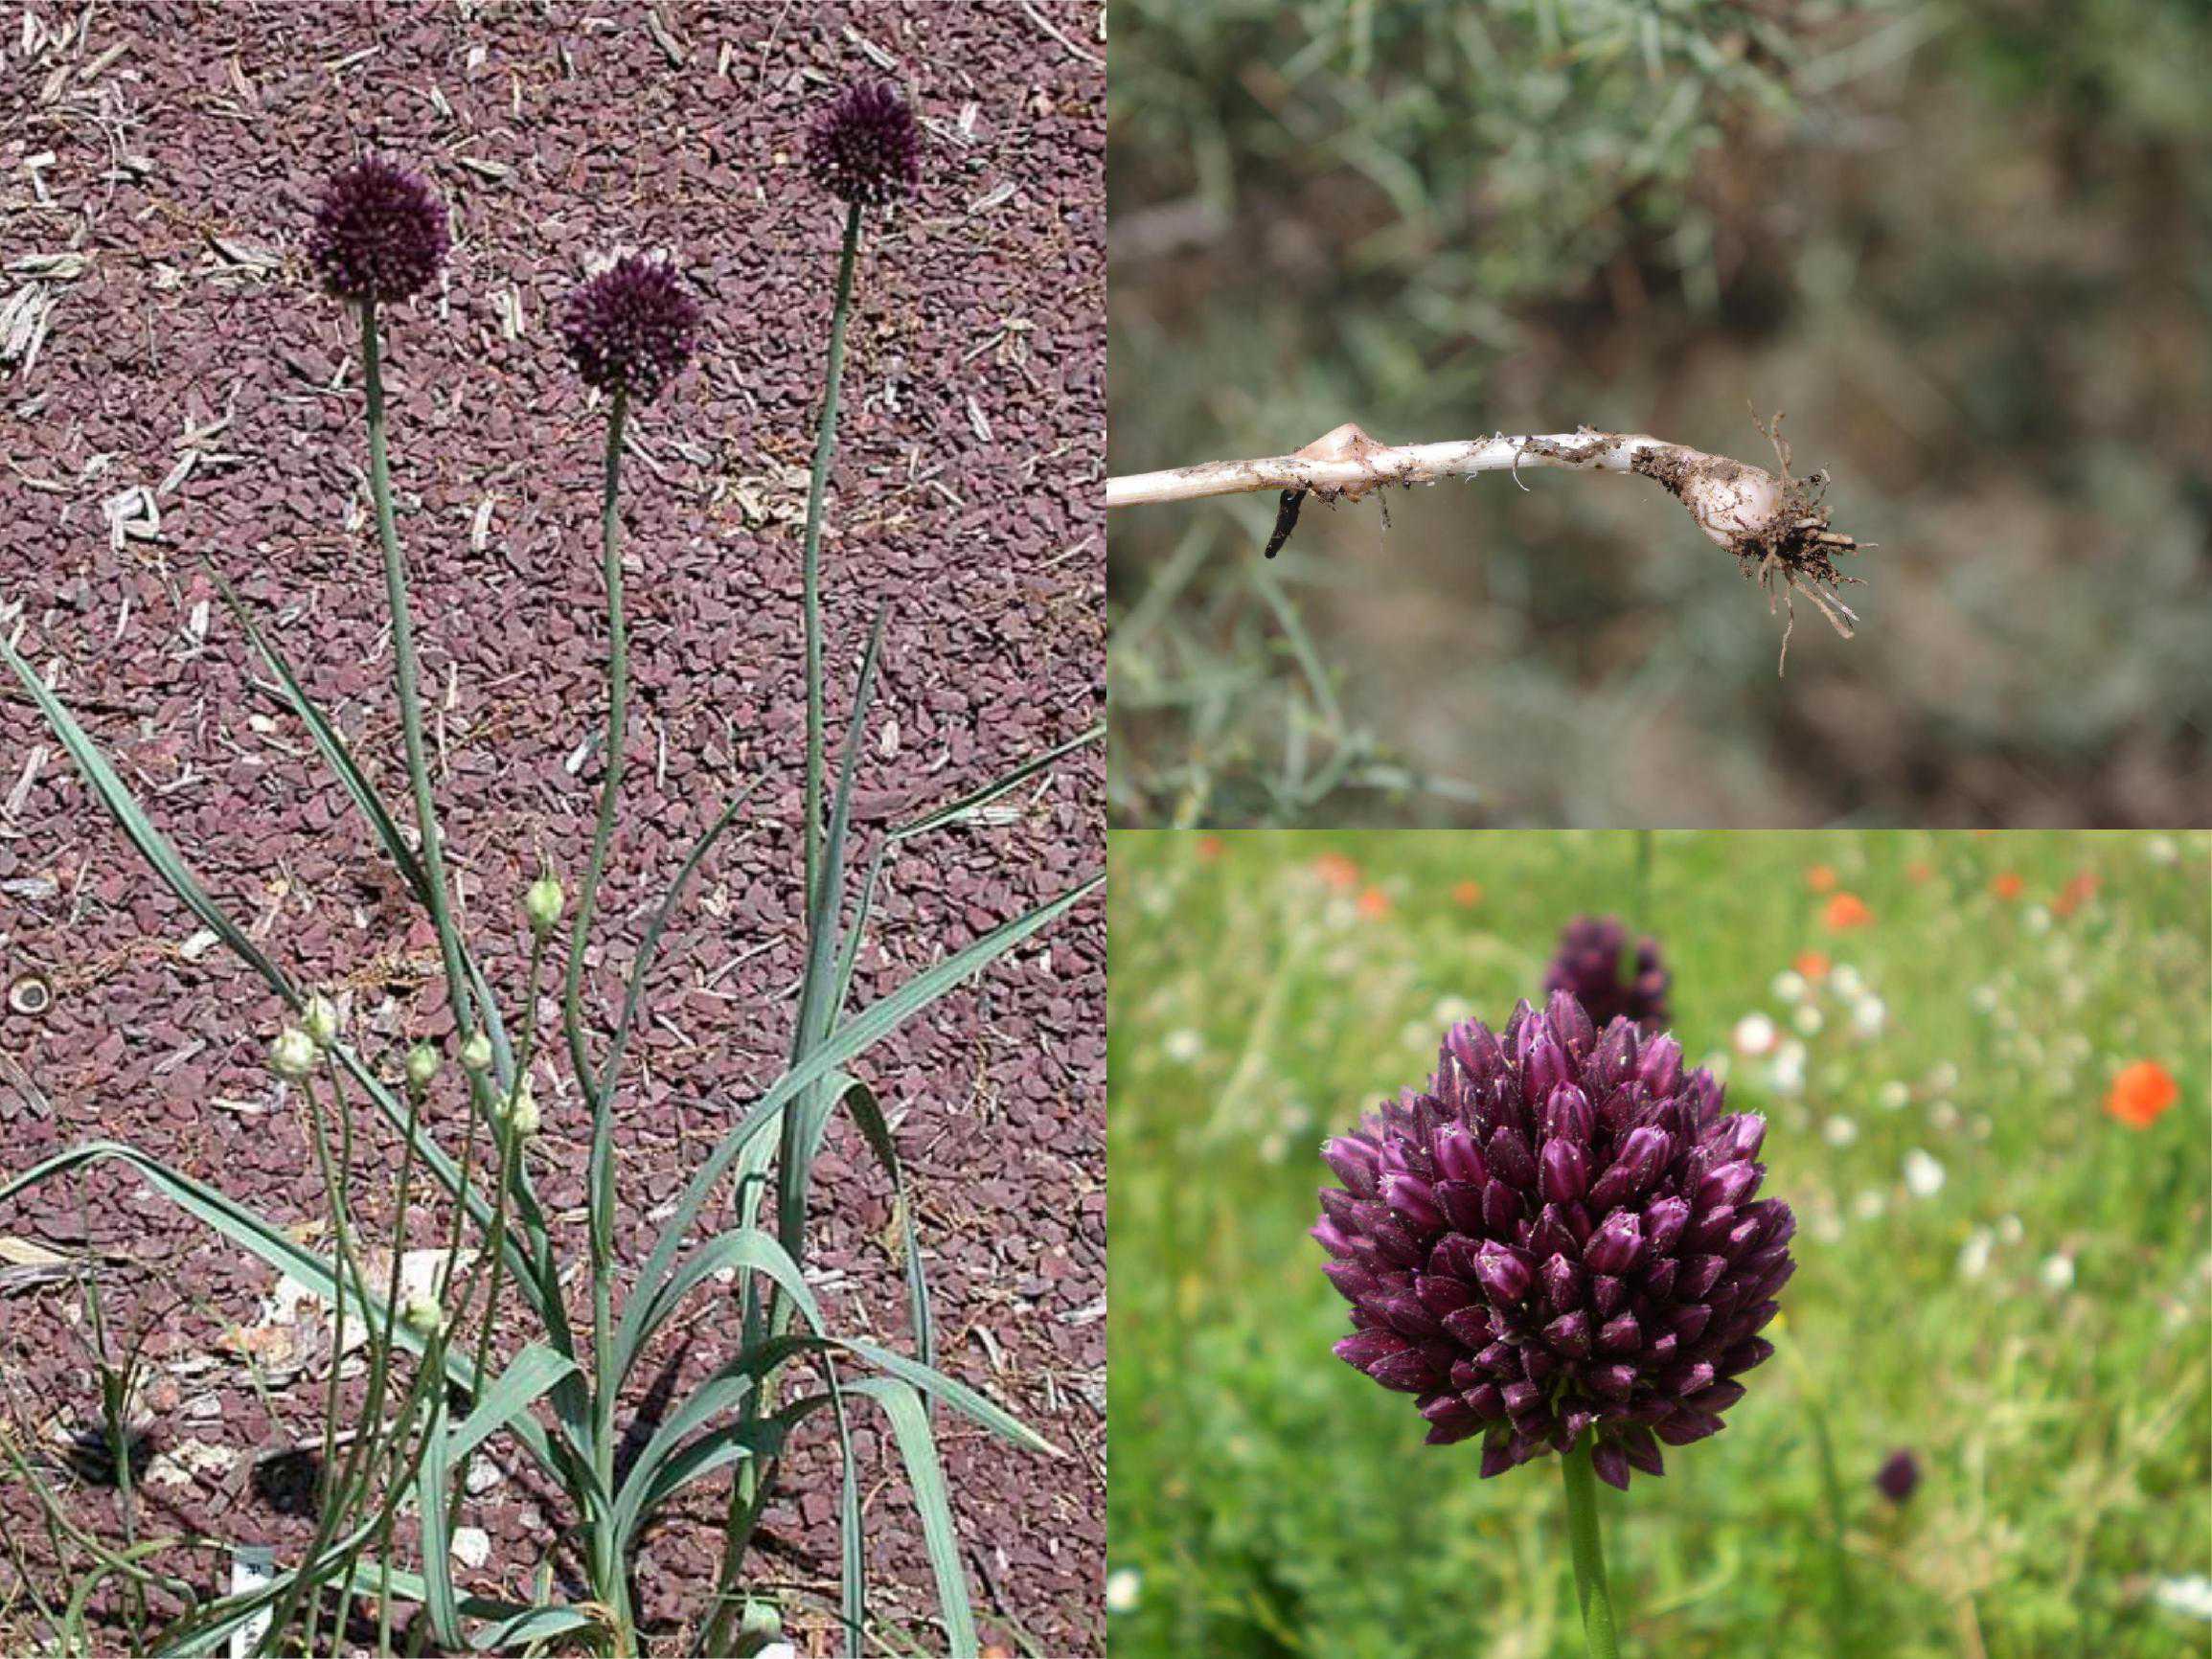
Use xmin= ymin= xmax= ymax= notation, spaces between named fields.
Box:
xmin=1315 ymin=989 xmax=1793 ymax=1489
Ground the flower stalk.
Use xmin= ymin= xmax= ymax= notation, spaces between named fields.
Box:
xmin=1562 ymin=1431 xmax=1623 ymax=1659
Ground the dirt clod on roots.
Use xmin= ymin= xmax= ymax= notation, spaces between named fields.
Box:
xmin=1632 ymin=413 xmax=1866 ymax=673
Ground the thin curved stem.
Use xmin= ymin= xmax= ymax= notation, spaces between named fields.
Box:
xmin=361 ymin=303 xmax=478 ymax=1049
xmin=1562 ymin=1433 xmax=1623 ymax=1659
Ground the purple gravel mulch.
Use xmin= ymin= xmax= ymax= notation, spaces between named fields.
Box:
xmin=0 ymin=2 xmax=1103 ymax=1652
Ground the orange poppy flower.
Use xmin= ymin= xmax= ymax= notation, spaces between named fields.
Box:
xmin=1905 ymin=861 xmax=1934 ymax=884
xmin=1197 ymin=833 xmax=1224 ymax=862
xmin=1357 ymin=885 xmax=1392 ymax=920
xmin=1793 ymin=950 xmax=1832 ymax=981
xmin=2053 ymin=870 xmax=2098 ymax=917
xmin=1805 ymin=865 xmax=1838 ymax=894
xmin=1823 ymin=893 xmax=1873 ymax=931
xmin=1312 ymin=852 xmax=1360 ymax=891
xmin=1991 ymin=872 xmax=2024 ymax=900
xmin=1452 ymin=879 xmax=1483 ymax=908
xmin=2106 ymin=1061 xmax=2178 ymax=1128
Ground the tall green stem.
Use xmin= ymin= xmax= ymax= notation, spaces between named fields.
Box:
xmin=361 ymin=303 xmax=476 ymax=1051
xmin=1562 ymin=1433 xmax=1623 ymax=1659
xmin=560 ymin=387 xmax=631 ymax=1576
xmin=801 ymin=202 xmax=863 ymax=917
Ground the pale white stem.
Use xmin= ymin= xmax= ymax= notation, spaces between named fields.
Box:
xmin=1106 ymin=424 xmax=1669 ymax=509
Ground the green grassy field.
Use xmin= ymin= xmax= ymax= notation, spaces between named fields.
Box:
xmin=1107 ymin=831 xmax=2210 ymax=1658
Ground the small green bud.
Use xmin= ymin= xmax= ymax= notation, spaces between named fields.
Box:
xmin=524 ymin=871 xmax=565 ymax=937
xmin=268 ymin=1027 xmax=318 ymax=1081
xmin=737 ymin=1601 xmax=783 ymax=1641
xmin=501 ymin=1080 xmax=541 ymax=1139
xmin=404 ymin=1043 xmax=441 ymax=1090
xmin=460 ymin=1031 xmax=494 ymax=1072
xmin=399 ymin=1291 xmax=445 ymax=1337
xmin=301 ymin=993 xmax=341 ymax=1048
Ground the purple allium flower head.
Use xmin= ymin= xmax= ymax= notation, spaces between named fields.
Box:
xmin=1874 ymin=1448 xmax=1919 ymax=1502
xmin=1315 ymin=992 xmax=1792 ymax=1489
xmin=1544 ymin=915 xmax=1670 ymax=1033
xmin=561 ymin=255 xmax=701 ymax=402
xmin=806 ymin=82 xmax=922 ymax=207
xmin=308 ymin=158 xmax=449 ymax=304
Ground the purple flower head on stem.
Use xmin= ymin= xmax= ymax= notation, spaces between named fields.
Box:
xmin=561 ymin=254 xmax=701 ymax=402
xmin=1544 ymin=915 xmax=1671 ymax=1033
xmin=807 ymin=81 xmax=922 ymax=207
xmin=1874 ymin=1448 xmax=1919 ymax=1502
xmin=1316 ymin=992 xmax=1790 ymax=1489
xmin=308 ymin=158 xmax=449 ymax=305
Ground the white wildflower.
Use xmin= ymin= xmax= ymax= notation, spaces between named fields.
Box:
xmin=2040 ymin=1254 xmax=2075 ymax=1292
xmin=1106 ymin=1569 xmax=1144 ymax=1615
xmin=1904 ymin=1148 xmax=1946 ymax=1198
xmin=1878 ymin=1080 xmax=1911 ymax=1111
xmin=2151 ymin=1575 xmax=2212 ymax=1621
xmin=1853 ymin=1190 xmax=1887 ymax=1222
xmin=1830 ymin=964 xmax=1863 ymax=999
xmin=1770 ymin=970 xmax=1808 ymax=1005
xmin=1852 ymin=995 xmax=1887 ymax=1037
xmin=1793 ymin=1004 xmax=1825 ymax=1037
xmin=1824 ymin=1115 xmax=1859 ymax=1148
xmin=1162 ymin=1029 xmax=1204 ymax=1065
xmin=1733 ymin=1013 xmax=1778 ymax=1057
xmin=1956 ymin=1228 xmax=1994 ymax=1280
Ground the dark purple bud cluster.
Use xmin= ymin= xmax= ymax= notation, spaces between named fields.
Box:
xmin=1544 ymin=915 xmax=1670 ymax=1032
xmin=806 ymin=82 xmax=922 ymax=207
xmin=308 ymin=158 xmax=450 ymax=304
xmin=560 ymin=255 xmax=701 ymax=402
xmin=1315 ymin=991 xmax=1793 ymax=1489
xmin=1875 ymin=1448 xmax=1920 ymax=1502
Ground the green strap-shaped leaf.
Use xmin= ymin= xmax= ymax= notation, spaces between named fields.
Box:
xmin=445 ymin=1342 xmax=580 ymax=1466
xmin=830 ymin=723 xmax=1102 ymax=1018
xmin=415 ymin=1382 xmax=464 ymax=1648
xmin=845 ymin=1376 xmax=976 ymax=1657
xmin=835 ymin=1076 xmax=933 ymax=1399
xmin=613 ymin=1226 xmax=823 ymax=1390
xmin=629 ymin=874 xmax=1102 ymax=1350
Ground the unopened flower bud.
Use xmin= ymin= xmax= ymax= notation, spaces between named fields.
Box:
xmin=501 ymin=1080 xmax=540 ymax=1139
xmin=404 ymin=1043 xmax=441 ymax=1091
xmin=460 ymin=1031 xmax=493 ymax=1073
xmin=301 ymin=993 xmax=341 ymax=1048
xmin=399 ymin=1292 xmax=445 ymax=1338
xmin=269 ymin=1027 xmax=318 ymax=1081
xmin=524 ymin=872 xmax=565 ymax=937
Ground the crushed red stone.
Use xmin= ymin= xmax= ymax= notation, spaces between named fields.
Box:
xmin=0 ymin=2 xmax=1103 ymax=1651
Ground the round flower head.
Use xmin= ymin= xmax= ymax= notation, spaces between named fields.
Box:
xmin=307 ymin=157 xmax=449 ymax=304
xmin=1874 ymin=1447 xmax=1919 ymax=1502
xmin=561 ymin=255 xmax=701 ymax=402
xmin=806 ymin=81 xmax=921 ymax=206
xmin=1314 ymin=990 xmax=1793 ymax=1489
xmin=1543 ymin=915 xmax=1670 ymax=1032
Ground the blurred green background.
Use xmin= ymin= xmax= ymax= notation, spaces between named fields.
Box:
xmin=1106 ymin=830 xmax=2210 ymax=1656
xmin=1106 ymin=0 xmax=2212 ymax=827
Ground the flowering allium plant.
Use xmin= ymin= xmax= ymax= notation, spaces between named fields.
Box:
xmin=560 ymin=253 xmax=701 ymax=401
xmin=1317 ymin=989 xmax=1794 ymax=1652
xmin=807 ymin=80 xmax=923 ymax=206
xmin=1544 ymin=915 xmax=1670 ymax=1032
xmin=0 ymin=87 xmax=1096 ymax=1659
xmin=306 ymin=157 xmax=449 ymax=303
